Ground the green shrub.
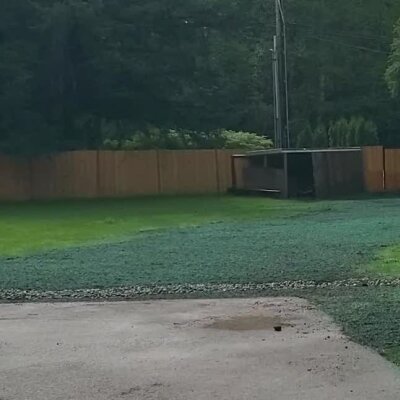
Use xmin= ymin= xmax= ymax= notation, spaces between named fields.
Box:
xmin=328 ymin=118 xmax=348 ymax=147
xmin=296 ymin=123 xmax=313 ymax=148
xmin=220 ymin=130 xmax=272 ymax=150
xmin=329 ymin=116 xmax=379 ymax=146
xmin=102 ymin=127 xmax=272 ymax=151
xmin=312 ymin=123 xmax=329 ymax=148
xmin=296 ymin=116 xmax=379 ymax=149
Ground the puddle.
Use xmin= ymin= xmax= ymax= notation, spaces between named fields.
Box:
xmin=206 ymin=314 xmax=288 ymax=331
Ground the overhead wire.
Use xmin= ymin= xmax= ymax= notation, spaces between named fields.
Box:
xmin=300 ymin=34 xmax=390 ymax=55
xmin=286 ymin=21 xmax=392 ymax=44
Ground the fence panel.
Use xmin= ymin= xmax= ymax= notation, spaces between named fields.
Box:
xmin=0 ymin=156 xmax=31 ymax=201
xmin=232 ymin=156 xmax=249 ymax=190
xmin=1 ymin=149 xmax=238 ymax=201
xmin=313 ymin=151 xmax=364 ymax=198
xmin=385 ymin=149 xmax=400 ymax=192
xmin=159 ymin=150 xmax=218 ymax=194
xmin=362 ymin=146 xmax=384 ymax=192
xmin=216 ymin=150 xmax=237 ymax=193
xmin=98 ymin=151 xmax=159 ymax=197
xmin=31 ymin=151 xmax=98 ymax=199
xmin=97 ymin=151 xmax=115 ymax=197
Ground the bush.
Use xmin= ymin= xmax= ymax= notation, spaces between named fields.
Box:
xmin=102 ymin=127 xmax=272 ymax=151
xmin=296 ymin=116 xmax=379 ymax=149
xmin=220 ymin=130 xmax=272 ymax=150
xmin=312 ymin=123 xmax=329 ymax=148
xmin=328 ymin=116 xmax=378 ymax=146
xmin=296 ymin=123 xmax=313 ymax=148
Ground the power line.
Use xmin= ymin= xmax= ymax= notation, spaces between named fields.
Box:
xmin=303 ymin=34 xmax=390 ymax=55
xmin=278 ymin=0 xmax=290 ymax=148
xmin=287 ymin=21 xmax=392 ymax=44
xmin=272 ymin=0 xmax=290 ymax=148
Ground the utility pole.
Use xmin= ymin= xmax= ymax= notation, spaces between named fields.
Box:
xmin=272 ymin=35 xmax=281 ymax=148
xmin=272 ymin=0 xmax=290 ymax=148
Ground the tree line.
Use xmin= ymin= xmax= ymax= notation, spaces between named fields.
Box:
xmin=1 ymin=0 xmax=400 ymax=154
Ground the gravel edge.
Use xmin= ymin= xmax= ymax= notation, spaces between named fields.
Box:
xmin=1 ymin=278 xmax=400 ymax=302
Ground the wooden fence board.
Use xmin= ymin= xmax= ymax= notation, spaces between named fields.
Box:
xmin=1 ymin=149 xmax=239 ymax=200
xmin=362 ymin=146 xmax=384 ymax=192
xmin=70 ymin=151 xmax=98 ymax=198
xmin=232 ymin=157 xmax=249 ymax=190
xmin=216 ymin=150 xmax=237 ymax=193
xmin=0 ymin=156 xmax=31 ymax=201
xmin=31 ymin=151 xmax=98 ymax=199
xmin=159 ymin=150 xmax=218 ymax=194
xmin=97 ymin=151 xmax=116 ymax=197
xmin=385 ymin=149 xmax=400 ymax=192
xmin=312 ymin=151 xmax=364 ymax=198
xmin=98 ymin=151 xmax=159 ymax=196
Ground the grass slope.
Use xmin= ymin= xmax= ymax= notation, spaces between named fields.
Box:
xmin=0 ymin=196 xmax=317 ymax=256
xmin=1 ymin=197 xmax=400 ymax=291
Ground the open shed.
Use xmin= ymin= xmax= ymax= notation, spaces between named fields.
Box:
xmin=232 ymin=148 xmax=364 ymax=198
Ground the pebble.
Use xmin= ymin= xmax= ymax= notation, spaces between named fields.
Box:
xmin=1 ymin=277 xmax=400 ymax=302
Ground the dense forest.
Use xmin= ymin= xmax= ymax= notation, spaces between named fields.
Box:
xmin=2 ymin=0 xmax=400 ymax=154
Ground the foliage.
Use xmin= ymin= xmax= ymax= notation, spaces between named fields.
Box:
xmin=295 ymin=116 xmax=378 ymax=148
xmin=328 ymin=118 xmax=348 ymax=147
xmin=386 ymin=19 xmax=400 ymax=96
xmin=330 ymin=117 xmax=379 ymax=146
xmin=1 ymin=0 xmax=400 ymax=154
xmin=312 ymin=123 xmax=329 ymax=148
xmin=103 ymin=127 xmax=272 ymax=151
xmin=295 ymin=123 xmax=313 ymax=148
xmin=103 ymin=127 xmax=213 ymax=150
xmin=220 ymin=130 xmax=272 ymax=150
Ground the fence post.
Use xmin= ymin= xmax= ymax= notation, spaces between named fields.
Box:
xmin=383 ymin=147 xmax=386 ymax=192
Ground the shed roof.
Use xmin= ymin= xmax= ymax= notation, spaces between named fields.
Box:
xmin=233 ymin=147 xmax=361 ymax=158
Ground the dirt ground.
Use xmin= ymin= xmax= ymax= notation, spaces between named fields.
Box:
xmin=1 ymin=298 xmax=399 ymax=400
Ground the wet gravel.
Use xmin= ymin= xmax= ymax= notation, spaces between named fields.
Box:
xmin=2 ymin=278 xmax=400 ymax=302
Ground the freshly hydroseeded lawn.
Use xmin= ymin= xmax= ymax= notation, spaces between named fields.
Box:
xmin=308 ymin=286 xmax=400 ymax=365
xmin=2 ymin=196 xmax=400 ymax=292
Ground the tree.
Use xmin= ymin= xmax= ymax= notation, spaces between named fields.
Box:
xmin=295 ymin=123 xmax=313 ymax=148
xmin=0 ymin=0 xmax=399 ymax=154
xmin=386 ymin=19 xmax=400 ymax=97
xmin=312 ymin=123 xmax=328 ymax=148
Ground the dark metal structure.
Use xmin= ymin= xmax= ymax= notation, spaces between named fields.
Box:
xmin=232 ymin=148 xmax=364 ymax=198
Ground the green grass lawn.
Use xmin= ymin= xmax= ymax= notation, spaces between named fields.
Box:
xmin=366 ymin=244 xmax=400 ymax=277
xmin=0 ymin=196 xmax=319 ymax=256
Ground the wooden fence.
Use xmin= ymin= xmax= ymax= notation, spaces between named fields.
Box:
xmin=312 ymin=150 xmax=364 ymax=198
xmin=363 ymin=146 xmax=400 ymax=193
xmin=0 ymin=150 xmax=239 ymax=201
